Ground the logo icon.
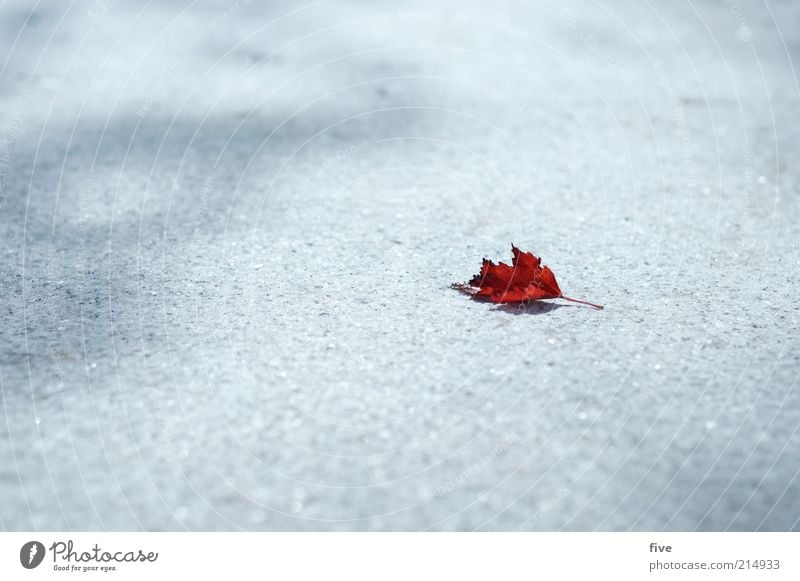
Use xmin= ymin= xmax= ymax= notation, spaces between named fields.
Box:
xmin=20 ymin=541 xmax=46 ymax=569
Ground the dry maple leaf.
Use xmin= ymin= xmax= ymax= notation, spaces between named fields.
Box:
xmin=452 ymin=245 xmax=603 ymax=309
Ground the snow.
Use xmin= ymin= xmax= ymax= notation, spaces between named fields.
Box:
xmin=1 ymin=0 xmax=799 ymax=531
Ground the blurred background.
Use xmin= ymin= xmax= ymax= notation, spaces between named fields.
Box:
xmin=1 ymin=0 xmax=798 ymax=530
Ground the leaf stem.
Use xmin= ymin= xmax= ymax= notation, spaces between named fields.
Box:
xmin=560 ymin=295 xmax=604 ymax=310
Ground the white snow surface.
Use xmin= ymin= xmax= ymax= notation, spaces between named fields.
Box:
xmin=1 ymin=0 xmax=799 ymax=530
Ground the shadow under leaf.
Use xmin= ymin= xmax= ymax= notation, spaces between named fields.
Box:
xmin=451 ymin=283 xmax=570 ymax=315
xmin=492 ymin=302 xmax=567 ymax=316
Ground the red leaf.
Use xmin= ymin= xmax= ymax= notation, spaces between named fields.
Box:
xmin=452 ymin=245 xmax=603 ymax=309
